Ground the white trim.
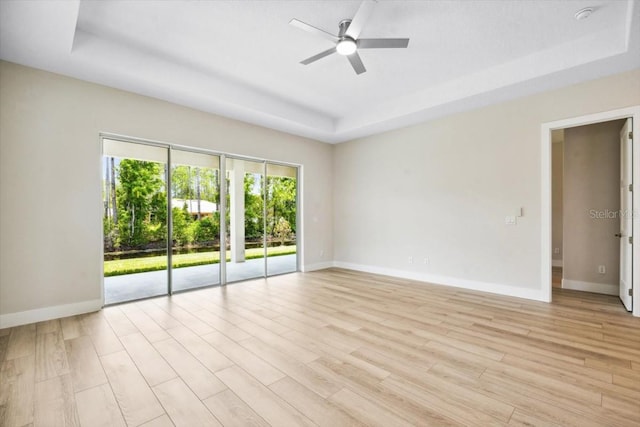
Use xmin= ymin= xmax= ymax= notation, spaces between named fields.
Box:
xmin=0 ymin=299 xmax=102 ymax=329
xmin=302 ymin=261 xmax=335 ymax=272
xmin=541 ymin=105 xmax=640 ymax=317
xmin=334 ymin=262 xmax=543 ymax=301
xmin=541 ymin=118 xmax=553 ymax=303
xmin=552 ymin=259 xmax=564 ymax=267
xmin=561 ymin=279 xmax=618 ymax=296
xmin=297 ymin=165 xmax=304 ymax=274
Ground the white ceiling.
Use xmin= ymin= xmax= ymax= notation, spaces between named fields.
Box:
xmin=1 ymin=0 xmax=639 ymax=143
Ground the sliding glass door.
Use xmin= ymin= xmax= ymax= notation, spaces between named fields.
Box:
xmin=226 ymin=158 xmax=266 ymax=283
xmin=102 ymin=137 xmax=300 ymax=304
xmin=170 ymin=149 xmax=221 ymax=292
xmin=102 ymin=140 xmax=169 ymax=305
xmin=266 ymin=163 xmax=298 ymax=276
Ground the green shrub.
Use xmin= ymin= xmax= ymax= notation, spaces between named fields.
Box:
xmin=194 ymin=216 xmax=219 ymax=242
xmin=273 ymin=217 xmax=292 ymax=246
xmin=145 ymin=222 xmax=166 ymax=242
xmin=172 ymin=206 xmax=193 ymax=245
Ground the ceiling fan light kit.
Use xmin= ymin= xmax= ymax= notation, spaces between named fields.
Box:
xmin=290 ymin=0 xmax=409 ymax=75
xmin=336 ymin=38 xmax=357 ymax=56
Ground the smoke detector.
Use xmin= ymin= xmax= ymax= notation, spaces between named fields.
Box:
xmin=574 ymin=7 xmax=594 ymax=21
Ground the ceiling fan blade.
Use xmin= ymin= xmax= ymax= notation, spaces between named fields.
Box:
xmin=346 ymin=52 xmax=366 ymax=74
xmin=300 ymin=47 xmax=337 ymax=65
xmin=358 ymin=38 xmax=409 ymax=49
xmin=345 ymin=0 xmax=376 ymax=39
xmin=290 ymin=19 xmax=339 ymax=43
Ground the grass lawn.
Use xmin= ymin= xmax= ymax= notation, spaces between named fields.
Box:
xmin=104 ymin=245 xmax=296 ymax=277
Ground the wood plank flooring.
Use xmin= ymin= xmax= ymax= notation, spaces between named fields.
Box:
xmin=1 ymin=268 xmax=639 ymax=426
xmin=552 ymin=266 xmax=562 ymax=288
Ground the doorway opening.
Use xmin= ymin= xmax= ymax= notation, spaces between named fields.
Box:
xmin=541 ymin=106 xmax=640 ymax=317
xmin=551 ymin=120 xmax=629 ymax=307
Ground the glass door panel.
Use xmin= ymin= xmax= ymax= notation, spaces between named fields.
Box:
xmin=266 ymin=164 xmax=298 ymax=276
xmin=170 ymin=150 xmax=221 ymax=292
xmin=225 ymin=158 xmax=265 ymax=282
xmin=102 ymin=139 xmax=169 ymax=304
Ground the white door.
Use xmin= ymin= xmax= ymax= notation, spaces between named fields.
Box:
xmin=620 ymin=118 xmax=633 ymax=311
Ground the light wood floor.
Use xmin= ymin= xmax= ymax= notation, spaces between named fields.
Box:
xmin=1 ymin=268 xmax=639 ymax=426
xmin=552 ymin=266 xmax=562 ymax=288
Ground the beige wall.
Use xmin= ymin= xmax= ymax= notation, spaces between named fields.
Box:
xmin=2 ymin=58 xmax=640 ymax=324
xmin=333 ymin=68 xmax=640 ymax=297
xmin=0 ymin=61 xmax=333 ymax=324
xmin=552 ymin=138 xmax=564 ymax=263
xmin=563 ymin=120 xmax=624 ymax=288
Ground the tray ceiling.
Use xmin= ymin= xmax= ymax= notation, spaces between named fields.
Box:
xmin=1 ymin=0 xmax=639 ymax=143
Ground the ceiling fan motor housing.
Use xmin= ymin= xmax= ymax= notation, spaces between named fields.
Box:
xmin=338 ymin=19 xmax=352 ymax=37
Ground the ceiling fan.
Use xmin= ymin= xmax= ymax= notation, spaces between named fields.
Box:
xmin=290 ymin=0 xmax=409 ymax=75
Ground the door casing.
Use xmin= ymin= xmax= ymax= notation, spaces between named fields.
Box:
xmin=541 ymin=106 xmax=640 ymax=317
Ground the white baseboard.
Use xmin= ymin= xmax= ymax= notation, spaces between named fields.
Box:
xmin=302 ymin=261 xmax=335 ymax=272
xmin=561 ymin=279 xmax=618 ymax=295
xmin=552 ymin=259 xmax=563 ymax=267
xmin=0 ymin=299 xmax=103 ymax=329
xmin=333 ymin=261 xmax=543 ymax=301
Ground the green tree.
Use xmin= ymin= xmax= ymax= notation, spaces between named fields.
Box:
xmin=172 ymin=204 xmax=193 ymax=245
xmin=116 ymin=159 xmax=165 ymax=247
xmin=147 ymin=191 xmax=167 ymax=242
xmin=266 ymin=177 xmax=296 ymax=237
xmin=273 ymin=217 xmax=292 ymax=246
xmin=171 ymin=165 xmax=192 ymax=199
xmin=244 ymin=173 xmax=264 ymax=239
xmin=199 ymin=168 xmax=218 ymax=203
xmin=103 ymin=157 xmax=117 ymax=248
xmin=110 ymin=157 xmax=118 ymax=226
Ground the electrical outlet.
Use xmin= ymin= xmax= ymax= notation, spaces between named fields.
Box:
xmin=554 ymin=247 xmax=560 ymax=254
xmin=423 ymin=257 xmax=429 ymax=265
xmin=408 ymin=256 xmax=413 ymax=264
xmin=598 ymin=265 xmax=606 ymax=274
xmin=505 ymin=216 xmax=516 ymax=225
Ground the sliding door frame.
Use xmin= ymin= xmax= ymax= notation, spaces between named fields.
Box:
xmin=220 ymin=154 xmax=227 ymax=286
xmin=166 ymin=148 xmax=173 ymax=294
xmin=265 ymin=160 xmax=301 ymax=277
xmin=100 ymin=136 xmax=170 ymax=305
xmin=100 ymin=132 xmax=301 ymax=304
xmin=264 ymin=161 xmax=268 ymax=277
xmin=224 ymin=156 xmax=267 ymax=283
xmin=219 ymin=155 xmax=302 ymax=282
